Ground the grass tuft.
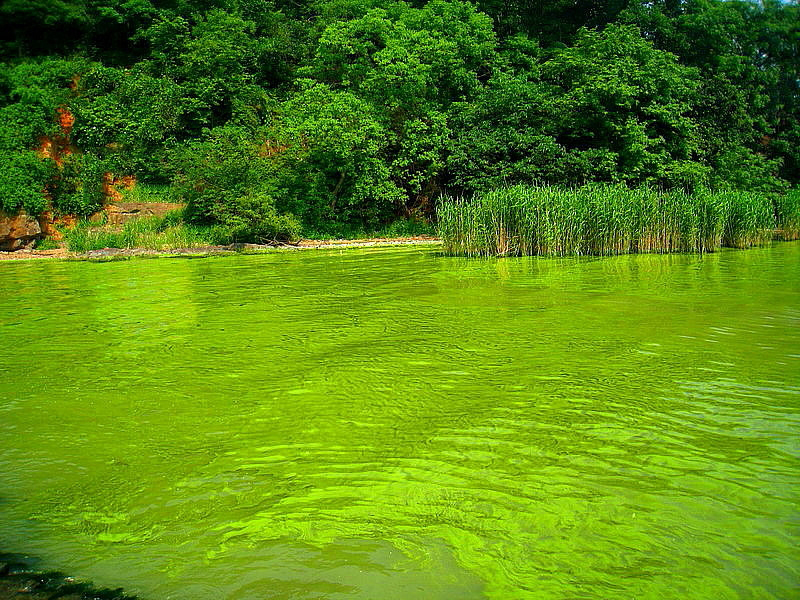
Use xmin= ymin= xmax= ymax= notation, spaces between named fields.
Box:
xmin=64 ymin=210 xmax=230 ymax=253
xmin=118 ymin=183 xmax=174 ymax=203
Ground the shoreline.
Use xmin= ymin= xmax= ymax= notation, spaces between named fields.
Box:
xmin=2 ymin=235 xmax=795 ymax=263
xmin=0 ymin=236 xmax=442 ymax=262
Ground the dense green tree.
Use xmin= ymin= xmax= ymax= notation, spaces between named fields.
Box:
xmin=72 ymin=65 xmax=187 ymax=180
xmin=273 ymin=83 xmax=404 ymax=226
xmin=622 ymin=0 xmax=798 ymax=190
xmin=305 ymin=0 xmax=496 ymax=209
xmin=450 ymin=25 xmax=706 ymax=191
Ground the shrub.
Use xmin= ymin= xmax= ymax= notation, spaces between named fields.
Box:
xmin=0 ymin=150 xmax=53 ymax=214
xmin=213 ymin=192 xmax=302 ymax=244
xmin=169 ymin=125 xmax=275 ymax=223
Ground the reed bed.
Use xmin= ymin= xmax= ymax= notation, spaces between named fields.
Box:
xmin=774 ymin=188 xmax=800 ymax=240
xmin=438 ymin=185 xmax=780 ymax=257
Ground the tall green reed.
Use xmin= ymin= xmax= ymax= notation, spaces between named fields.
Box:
xmin=438 ymin=185 xmax=780 ymax=257
xmin=774 ymin=188 xmax=800 ymax=240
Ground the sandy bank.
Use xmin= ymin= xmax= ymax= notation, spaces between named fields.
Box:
xmin=0 ymin=236 xmax=441 ymax=261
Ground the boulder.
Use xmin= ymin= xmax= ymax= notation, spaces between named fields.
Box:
xmin=0 ymin=211 xmax=43 ymax=251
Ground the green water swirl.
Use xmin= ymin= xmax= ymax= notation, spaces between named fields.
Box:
xmin=1 ymin=243 xmax=798 ymax=599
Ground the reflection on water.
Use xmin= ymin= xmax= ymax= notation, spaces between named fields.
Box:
xmin=0 ymin=243 xmax=798 ymax=599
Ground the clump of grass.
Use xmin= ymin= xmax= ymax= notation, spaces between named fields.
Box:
xmin=438 ymin=185 xmax=779 ymax=257
xmin=374 ymin=218 xmax=434 ymax=238
xmin=119 ymin=183 xmax=174 ymax=203
xmin=33 ymin=237 xmax=61 ymax=250
xmin=64 ymin=210 xmax=230 ymax=253
xmin=717 ymin=189 xmax=774 ymax=248
xmin=774 ymin=188 xmax=800 ymax=240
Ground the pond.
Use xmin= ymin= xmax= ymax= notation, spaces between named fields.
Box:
xmin=0 ymin=243 xmax=798 ymax=599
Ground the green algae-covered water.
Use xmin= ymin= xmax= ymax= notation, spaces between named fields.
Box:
xmin=1 ymin=243 xmax=798 ymax=599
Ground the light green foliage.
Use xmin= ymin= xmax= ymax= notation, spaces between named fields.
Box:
xmin=438 ymin=185 xmax=777 ymax=257
xmin=274 ymin=83 xmax=403 ymax=226
xmin=65 ymin=222 xmax=186 ymax=253
xmin=64 ymin=210 xmax=228 ymax=252
xmin=63 ymin=204 xmax=300 ymax=252
xmin=309 ymin=1 xmax=496 ymax=109
xmin=0 ymin=102 xmax=55 ymax=152
xmin=714 ymin=189 xmax=774 ymax=248
xmin=305 ymin=1 xmax=497 ymax=205
xmin=119 ymin=183 xmax=173 ymax=203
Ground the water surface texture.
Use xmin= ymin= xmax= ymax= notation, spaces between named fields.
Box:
xmin=1 ymin=243 xmax=798 ymax=599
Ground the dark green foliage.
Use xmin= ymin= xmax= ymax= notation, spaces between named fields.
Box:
xmin=169 ymin=125 xmax=301 ymax=241
xmin=302 ymin=216 xmax=433 ymax=240
xmin=273 ymin=83 xmax=403 ymax=227
xmin=50 ymin=152 xmax=108 ymax=216
xmin=0 ymin=150 xmax=53 ymax=214
xmin=621 ymin=0 xmax=799 ymax=191
xmin=72 ymin=65 xmax=186 ymax=180
xmin=473 ymin=0 xmax=631 ymax=44
xmin=169 ymin=125 xmax=270 ymax=221
xmin=214 ymin=192 xmax=302 ymax=243
xmin=0 ymin=59 xmax=104 ymax=216
xmin=450 ymin=25 xmax=706 ymax=192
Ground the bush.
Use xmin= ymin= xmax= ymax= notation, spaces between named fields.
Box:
xmin=0 ymin=150 xmax=53 ymax=214
xmin=213 ymin=192 xmax=302 ymax=243
xmin=49 ymin=152 xmax=107 ymax=217
xmin=169 ymin=125 xmax=275 ymax=222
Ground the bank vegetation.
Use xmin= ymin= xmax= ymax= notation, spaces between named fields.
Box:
xmin=0 ymin=0 xmax=797 ymax=249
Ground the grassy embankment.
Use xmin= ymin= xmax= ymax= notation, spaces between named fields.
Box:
xmin=438 ymin=185 xmax=800 ymax=257
xmin=58 ymin=184 xmax=433 ymax=253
